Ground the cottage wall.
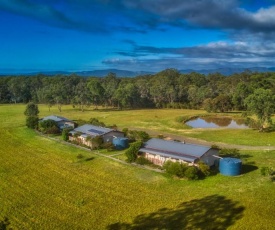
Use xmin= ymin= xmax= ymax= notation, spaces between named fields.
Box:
xmin=144 ymin=153 xmax=194 ymax=166
xmin=144 ymin=153 xmax=166 ymax=166
xmin=200 ymin=149 xmax=219 ymax=166
xmin=69 ymin=136 xmax=92 ymax=147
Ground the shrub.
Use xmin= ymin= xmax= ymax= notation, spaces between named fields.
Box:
xmin=26 ymin=116 xmax=39 ymax=129
xmin=125 ymin=141 xmax=143 ymax=163
xmin=198 ymin=161 xmax=211 ymax=177
xmin=127 ymin=130 xmax=150 ymax=142
xmin=62 ymin=128 xmax=73 ymax=141
xmin=219 ymin=148 xmax=240 ymax=158
xmin=184 ymin=166 xmax=199 ymax=180
xmin=260 ymin=166 xmax=274 ymax=176
xmin=122 ymin=128 xmax=129 ymax=136
xmin=211 ymin=144 xmax=220 ymax=150
xmin=135 ymin=157 xmax=152 ymax=165
xmin=39 ymin=119 xmax=60 ymax=134
xmin=157 ymin=134 xmax=164 ymax=139
xmin=75 ymin=119 xmax=86 ymax=127
xmin=89 ymin=118 xmax=106 ymax=127
xmin=101 ymin=142 xmax=115 ymax=151
xmin=91 ymin=136 xmax=104 ymax=149
xmin=163 ymin=161 xmax=187 ymax=178
xmin=45 ymin=126 xmax=60 ymax=134
xmin=24 ymin=102 xmax=39 ymax=116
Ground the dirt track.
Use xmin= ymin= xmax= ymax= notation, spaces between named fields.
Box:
xmin=134 ymin=128 xmax=275 ymax=151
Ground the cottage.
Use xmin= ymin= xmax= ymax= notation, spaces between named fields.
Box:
xmin=69 ymin=124 xmax=124 ymax=148
xmin=41 ymin=115 xmax=75 ymax=129
xmin=139 ymin=138 xmax=218 ymax=166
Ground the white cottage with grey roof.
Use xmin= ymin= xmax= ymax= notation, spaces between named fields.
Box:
xmin=139 ymin=138 xmax=218 ymax=166
xmin=69 ymin=124 xmax=124 ymax=148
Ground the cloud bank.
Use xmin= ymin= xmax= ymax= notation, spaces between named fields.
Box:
xmin=1 ymin=0 xmax=275 ymax=71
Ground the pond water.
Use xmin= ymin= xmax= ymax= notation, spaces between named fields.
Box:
xmin=186 ymin=116 xmax=249 ymax=129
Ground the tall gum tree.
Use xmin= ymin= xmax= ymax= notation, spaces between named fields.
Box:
xmin=244 ymin=88 xmax=275 ymax=131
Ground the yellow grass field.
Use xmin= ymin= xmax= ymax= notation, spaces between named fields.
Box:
xmin=0 ymin=104 xmax=275 ymax=229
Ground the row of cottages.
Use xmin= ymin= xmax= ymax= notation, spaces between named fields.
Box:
xmin=69 ymin=124 xmax=124 ymax=148
xmin=41 ymin=115 xmax=76 ymax=129
xmin=139 ymin=138 xmax=218 ymax=167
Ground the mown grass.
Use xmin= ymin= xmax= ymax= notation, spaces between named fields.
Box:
xmin=0 ymin=104 xmax=275 ymax=229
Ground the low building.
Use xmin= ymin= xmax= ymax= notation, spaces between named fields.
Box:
xmin=69 ymin=124 xmax=124 ymax=148
xmin=139 ymin=138 xmax=218 ymax=166
xmin=41 ymin=115 xmax=75 ymax=129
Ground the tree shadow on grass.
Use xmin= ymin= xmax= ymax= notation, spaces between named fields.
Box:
xmin=85 ymin=157 xmax=95 ymax=161
xmin=107 ymin=195 xmax=245 ymax=230
xmin=242 ymin=162 xmax=258 ymax=174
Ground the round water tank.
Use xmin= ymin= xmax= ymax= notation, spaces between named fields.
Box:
xmin=219 ymin=158 xmax=242 ymax=176
xmin=112 ymin=137 xmax=129 ymax=150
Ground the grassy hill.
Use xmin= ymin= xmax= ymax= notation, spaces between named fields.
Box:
xmin=0 ymin=104 xmax=275 ymax=229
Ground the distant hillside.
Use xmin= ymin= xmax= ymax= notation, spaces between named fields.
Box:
xmin=0 ymin=69 xmax=154 ymax=77
xmin=180 ymin=67 xmax=275 ymax=76
xmin=1 ymin=67 xmax=275 ymax=77
xmin=75 ymin=69 xmax=154 ymax=77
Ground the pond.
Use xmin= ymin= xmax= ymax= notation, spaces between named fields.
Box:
xmin=186 ymin=116 xmax=249 ymax=129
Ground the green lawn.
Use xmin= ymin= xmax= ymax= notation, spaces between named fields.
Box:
xmin=0 ymin=104 xmax=275 ymax=229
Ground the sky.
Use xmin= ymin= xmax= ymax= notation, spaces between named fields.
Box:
xmin=0 ymin=0 xmax=275 ymax=73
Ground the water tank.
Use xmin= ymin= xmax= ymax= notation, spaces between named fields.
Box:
xmin=112 ymin=137 xmax=129 ymax=150
xmin=219 ymin=158 xmax=242 ymax=176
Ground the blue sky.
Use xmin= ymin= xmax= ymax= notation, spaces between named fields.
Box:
xmin=0 ymin=0 xmax=275 ymax=73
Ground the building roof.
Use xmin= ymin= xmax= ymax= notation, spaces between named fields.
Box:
xmin=42 ymin=115 xmax=73 ymax=122
xmin=72 ymin=124 xmax=114 ymax=137
xmin=139 ymin=138 xmax=211 ymax=163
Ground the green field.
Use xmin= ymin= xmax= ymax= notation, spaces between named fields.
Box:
xmin=0 ymin=104 xmax=275 ymax=229
xmin=36 ymin=104 xmax=275 ymax=146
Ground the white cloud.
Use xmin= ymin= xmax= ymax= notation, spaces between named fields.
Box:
xmin=252 ymin=6 xmax=275 ymax=23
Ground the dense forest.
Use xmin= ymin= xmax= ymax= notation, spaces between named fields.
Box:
xmin=0 ymin=69 xmax=275 ymax=113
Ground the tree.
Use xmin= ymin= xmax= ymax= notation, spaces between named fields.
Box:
xmin=125 ymin=141 xmax=143 ymax=162
xmin=62 ymin=128 xmax=72 ymax=141
xmin=26 ymin=116 xmax=39 ymax=129
xmin=24 ymin=102 xmax=39 ymax=116
xmin=211 ymin=94 xmax=233 ymax=112
xmin=73 ymin=81 xmax=91 ymax=112
xmin=8 ymin=77 xmax=23 ymax=103
xmin=244 ymin=89 xmax=275 ymax=131
xmin=36 ymin=87 xmax=54 ymax=111
xmin=24 ymin=103 xmax=39 ymax=129
xmin=39 ymin=120 xmax=60 ymax=134
xmin=87 ymin=78 xmax=105 ymax=109
xmin=101 ymin=73 xmax=120 ymax=107
xmin=89 ymin=118 xmax=106 ymax=127
xmin=114 ymin=82 xmax=140 ymax=109
xmin=232 ymin=82 xmax=252 ymax=110
xmin=51 ymin=82 xmax=66 ymax=112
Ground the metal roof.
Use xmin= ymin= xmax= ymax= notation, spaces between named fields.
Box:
xmin=42 ymin=115 xmax=72 ymax=122
xmin=139 ymin=138 xmax=211 ymax=163
xmin=73 ymin=124 xmax=114 ymax=137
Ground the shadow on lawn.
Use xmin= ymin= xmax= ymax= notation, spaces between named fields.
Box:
xmin=107 ymin=195 xmax=245 ymax=230
xmin=242 ymin=161 xmax=258 ymax=174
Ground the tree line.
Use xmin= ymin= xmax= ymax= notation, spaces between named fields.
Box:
xmin=0 ymin=69 xmax=275 ymax=113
